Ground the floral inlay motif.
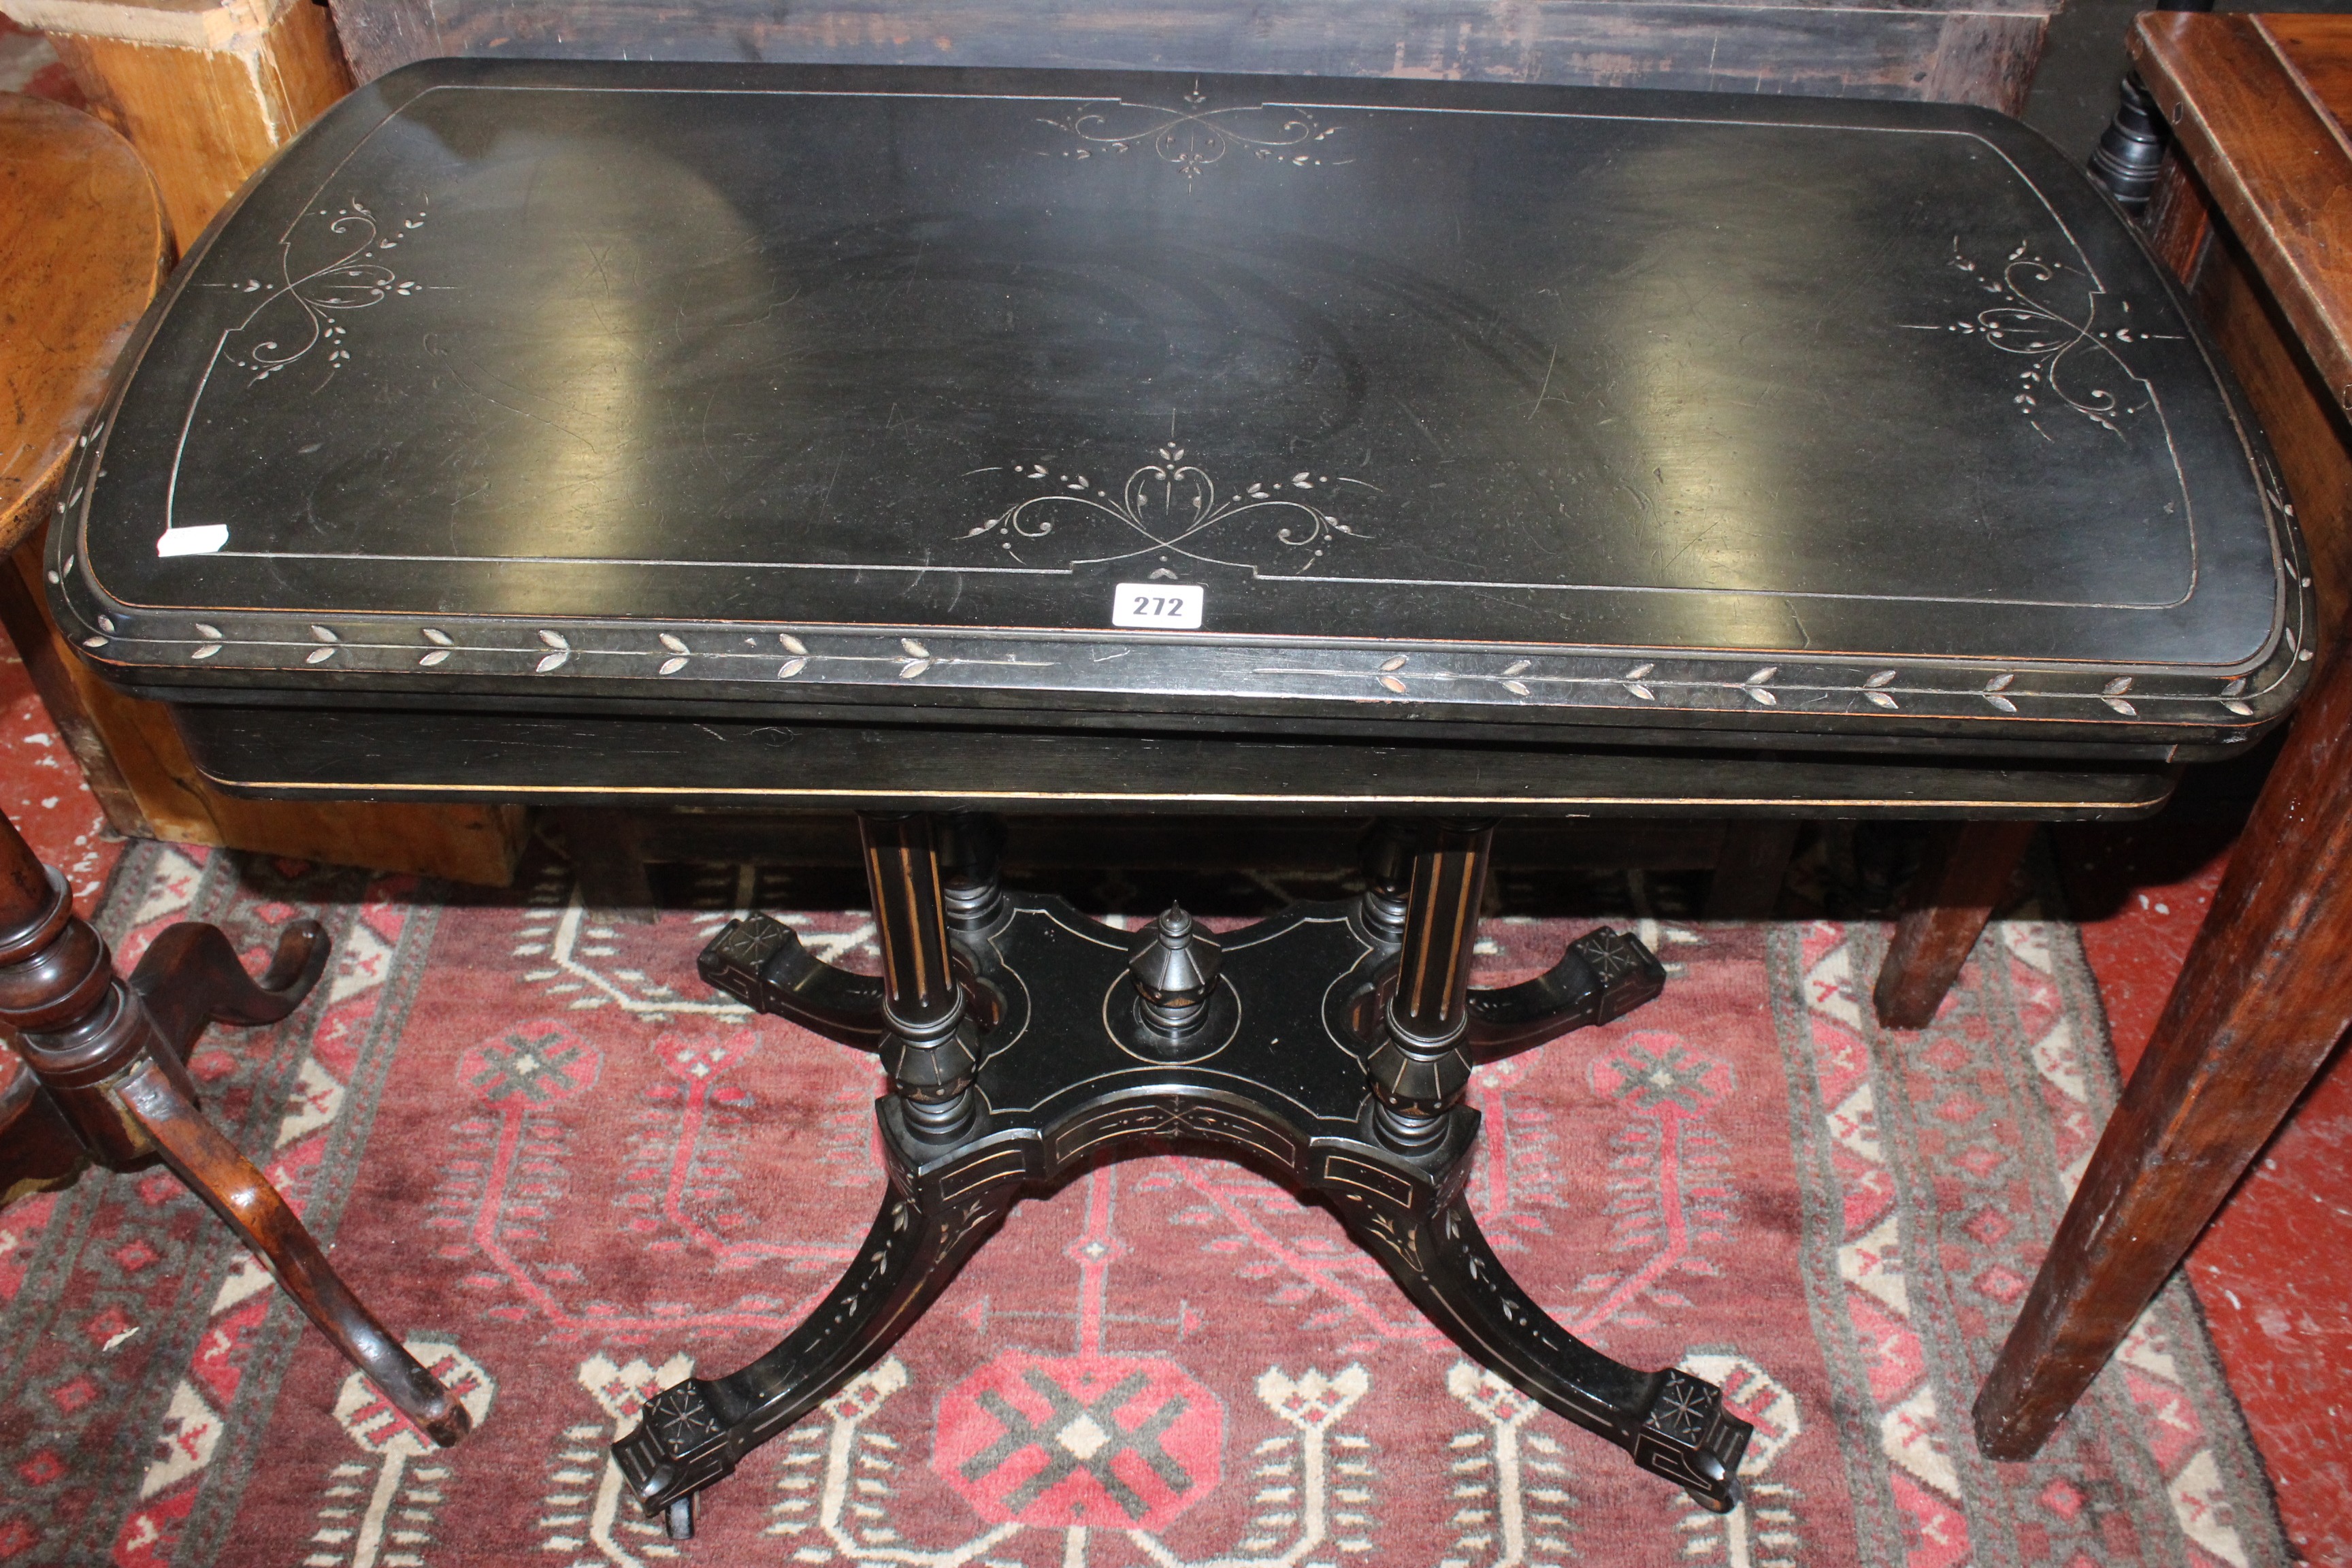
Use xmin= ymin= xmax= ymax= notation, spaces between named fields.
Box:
xmin=1909 ymin=242 xmax=2180 ymax=438
xmin=961 ymin=446 xmax=1375 ymax=570
xmin=1040 ymin=84 xmax=1345 ymax=179
xmin=212 ymin=198 xmax=427 ymax=381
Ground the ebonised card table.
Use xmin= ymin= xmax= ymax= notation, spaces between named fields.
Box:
xmin=48 ymin=57 xmax=2315 ymax=1533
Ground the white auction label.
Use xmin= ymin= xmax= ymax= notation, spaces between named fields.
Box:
xmin=1111 ymin=583 xmax=1205 ymax=630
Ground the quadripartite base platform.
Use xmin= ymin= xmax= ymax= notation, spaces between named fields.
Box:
xmin=608 ymin=813 xmax=1754 ymax=1539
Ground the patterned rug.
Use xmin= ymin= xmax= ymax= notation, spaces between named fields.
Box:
xmin=0 ymin=839 xmax=2289 ymax=1568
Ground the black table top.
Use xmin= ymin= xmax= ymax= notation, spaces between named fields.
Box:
xmin=55 ymin=59 xmax=2313 ymax=755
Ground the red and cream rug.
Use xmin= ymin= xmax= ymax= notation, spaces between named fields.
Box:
xmin=0 ymin=841 xmax=2287 ymax=1567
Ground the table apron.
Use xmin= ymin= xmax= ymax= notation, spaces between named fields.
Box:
xmin=169 ymin=704 xmax=2174 ymax=818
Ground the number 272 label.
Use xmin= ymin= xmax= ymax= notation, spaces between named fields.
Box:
xmin=1111 ymin=583 xmax=1205 ymax=630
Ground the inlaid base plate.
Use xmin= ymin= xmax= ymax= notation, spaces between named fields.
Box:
xmin=610 ymin=892 xmax=1752 ymax=1531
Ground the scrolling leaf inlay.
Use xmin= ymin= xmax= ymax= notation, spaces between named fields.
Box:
xmin=1910 ymin=242 xmax=2180 ymax=438
xmin=209 ymin=199 xmax=429 ymax=382
xmin=962 ymin=447 xmax=1375 ymax=571
xmin=1039 ymin=84 xmax=1345 ymax=179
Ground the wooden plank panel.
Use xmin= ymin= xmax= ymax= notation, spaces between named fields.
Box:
xmin=2195 ymin=220 xmax=2352 ymax=642
xmin=2257 ymin=11 xmax=2352 ymax=116
xmin=33 ymin=0 xmax=350 ymax=245
xmin=329 ymin=0 xmax=2051 ymax=110
xmin=0 ymin=96 xmax=171 ymax=836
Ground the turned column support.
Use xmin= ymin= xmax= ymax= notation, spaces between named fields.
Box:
xmin=1369 ymin=818 xmax=1494 ymax=1153
xmin=858 ymin=813 xmax=982 ymax=1141
xmin=652 ymin=838 xmax=1736 ymax=1534
xmin=0 ymin=809 xmax=470 ymax=1446
xmin=2086 ymin=0 xmax=2213 ymax=218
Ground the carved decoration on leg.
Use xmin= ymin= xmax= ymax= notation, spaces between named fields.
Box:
xmin=640 ymin=815 xmax=1752 ymax=1533
xmin=1348 ymin=817 xmax=1747 ymax=1510
xmin=698 ymin=917 xmax=883 ymax=1050
xmin=1319 ymin=1160 xmax=1749 ymax=1511
xmin=1466 ymin=927 xmax=1665 ymax=1062
xmin=611 ymin=1144 xmax=1021 ymax=1530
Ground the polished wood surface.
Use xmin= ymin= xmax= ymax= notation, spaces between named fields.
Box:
xmin=60 ymin=62 xmax=2306 ymax=760
xmin=10 ymin=0 xmax=352 ymax=246
xmin=1976 ymin=10 xmax=2352 ymax=1458
xmin=0 ymin=94 xmax=167 ymax=553
xmin=0 ymin=94 xmax=174 ymax=831
xmin=56 ymin=59 xmax=2317 ymax=1043
xmin=2134 ymin=12 xmax=2352 ymax=632
xmin=2132 ymin=16 xmax=2352 ymax=413
xmin=0 ymin=802 xmax=471 ymax=1443
xmin=0 ymin=92 xmax=527 ymax=882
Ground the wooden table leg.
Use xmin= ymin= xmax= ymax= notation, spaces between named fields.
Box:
xmin=1872 ymin=820 xmax=2037 ymax=1028
xmin=114 ymin=1056 xmax=469 ymax=1445
xmin=1705 ymin=819 xmax=1798 ymax=920
xmin=0 ymin=806 xmax=472 ymax=1446
xmin=859 ymin=812 xmax=981 ymax=1142
xmin=1974 ymin=635 xmax=2352 ymax=1458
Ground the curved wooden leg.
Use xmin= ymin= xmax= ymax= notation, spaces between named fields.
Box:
xmin=112 ymin=1056 xmax=471 ymax=1446
xmin=1324 ymin=1179 xmax=1750 ymax=1513
xmin=699 ymin=915 xmax=883 ymax=1051
xmin=612 ymin=1178 xmax=1018 ymax=1528
xmin=0 ymin=809 xmax=467 ymax=1445
xmin=129 ymin=918 xmax=329 ymax=1057
xmin=1464 ymin=927 xmax=1665 ymax=1062
xmin=1342 ymin=819 xmax=1746 ymax=1509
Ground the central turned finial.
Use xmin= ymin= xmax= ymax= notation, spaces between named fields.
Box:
xmin=1127 ymin=904 xmax=1222 ymax=1036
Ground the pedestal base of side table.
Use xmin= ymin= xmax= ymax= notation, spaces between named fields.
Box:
xmin=612 ymin=820 xmax=1752 ymax=1533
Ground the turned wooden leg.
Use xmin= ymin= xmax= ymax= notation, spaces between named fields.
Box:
xmin=859 ymin=813 xmax=981 ymax=1141
xmin=0 ymin=809 xmax=472 ymax=1445
xmin=1872 ymin=821 xmax=2037 ymax=1029
xmin=1367 ymin=818 xmax=1493 ymax=1154
xmin=1705 ymin=819 xmax=1798 ymax=920
xmin=2088 ymin=72 xmax=2172 ymax=216
xmin=1974 ymin=638 xmax=2352 ymax=1458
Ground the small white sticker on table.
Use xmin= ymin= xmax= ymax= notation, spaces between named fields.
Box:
xmin=1111 ymin=583 xmax=1204 ymax=630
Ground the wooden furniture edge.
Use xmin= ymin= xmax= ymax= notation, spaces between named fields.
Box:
xmin=2133 ymin=12 xmax=2352 ymax=424
xmin=0 ymin=0 xmax=291 ymax=53
xmin=0 ymin=96 xmax=169 ymax=555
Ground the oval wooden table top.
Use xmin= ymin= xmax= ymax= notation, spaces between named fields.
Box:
xmin=0 ymin=93 xmax=168 ymax=553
